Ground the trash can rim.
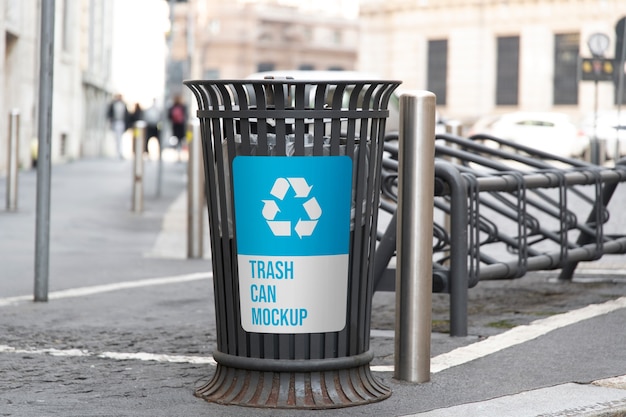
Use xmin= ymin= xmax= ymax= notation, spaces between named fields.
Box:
xmin=183 ymin=79 xmax=402 ymax=86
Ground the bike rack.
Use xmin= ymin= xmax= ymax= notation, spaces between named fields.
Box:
xmin=375 ymin=131 xmax=626 ymax=337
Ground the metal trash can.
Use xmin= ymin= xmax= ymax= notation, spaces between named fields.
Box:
xmin=184 ymin=78 xmax=401 ymax=409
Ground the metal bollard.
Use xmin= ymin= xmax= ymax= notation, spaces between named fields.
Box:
xmin=187 ymin=119 xmax=204 ymax=258
xmin=444 ymin=120 xmax=463 ymax=165
xmin=590 ymin=137 xmax=607 ymax=166
xmin=395 ymin=91 xmax=436 ymax=383
xmin=445 ymin=120 xmax=462 ymax=137
xmin=6 ymin=109 xmax=20 ymax=211
xmin=598 ymin=138 xmax=606 ymax=166
xmin=132 ymin=121 xmax=146 ymax=213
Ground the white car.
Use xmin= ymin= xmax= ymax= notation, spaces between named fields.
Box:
xmin=470 ymin=111 xmax=589 ymax=159
xmin=581 ymin=111 xmax=626 ymax=160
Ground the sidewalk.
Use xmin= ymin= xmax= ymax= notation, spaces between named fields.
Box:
xmin=1 ymin=158 xmax=626 ymax=416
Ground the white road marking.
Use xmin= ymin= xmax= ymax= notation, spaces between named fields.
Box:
xmin=0 ymin=345 xmax=91 ymax=357
xmin=372 ymin=295 xmax=626 ymax=374
xmin=0 ymin=344 xmax=216 ymax=365
xmin=98 ymin=351 xmax=216 ymax=365
xmin=0 ymin=272 xmax=211 ymax=307
xmin=2 ymin=275 xmax=625 ymax=376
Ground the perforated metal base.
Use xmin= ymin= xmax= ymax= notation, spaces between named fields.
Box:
xmin=195 ymin=363 xmax=390 ymax=409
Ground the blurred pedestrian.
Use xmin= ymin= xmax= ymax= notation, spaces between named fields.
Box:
xmin=129 ymin=103 xmax=145 ymax=156
xmin=168 ymin=94 xmax=188 ymax=160
xmin=107 ymin=93 xmax=130 ymax=159
xmin=130 ymin=102 xmax=143 ymax=127
xmin=143 ymin=98 xmax=161 ymax=154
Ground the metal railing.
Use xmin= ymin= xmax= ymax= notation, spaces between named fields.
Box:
xmin=375 ymin=130 xmax=626 ymax=337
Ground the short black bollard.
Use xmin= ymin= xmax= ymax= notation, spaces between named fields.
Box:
xmin=185 ymin=79 xmax=400 ymax=409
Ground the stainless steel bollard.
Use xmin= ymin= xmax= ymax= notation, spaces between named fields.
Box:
xmin=590 ymin=137 xmax=606 ymax=166
xmin=395 ymin=91 xmax=436 ymax=383
xmin=187 ymin=119 xmax=204 ymax=258
xmin=598 ymin=138 xmax=606 ymax=166
xmin=6 ymin=109 xmax=19 ymax=211
xmin=132 ymin=121 xmax=146 ymax=213
xmin=445 ymin=120 xmax=462 ymax=137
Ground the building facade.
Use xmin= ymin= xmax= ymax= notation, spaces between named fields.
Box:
xmin=359 ymin=0 xmax=626 ymax=125
xmin=1 ymin=0 xmax=38 ymax=174
xmin=0 ymin=0 xmax=113 ymax=175
xmin=182 ymin=0 xmax=359 ymax=83
xmin=80 ymin=0 xmax=115 ymax=159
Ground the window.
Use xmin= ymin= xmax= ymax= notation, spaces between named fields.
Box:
xmin=59 ymin=133 xmax=68 ymax=156
xmin=62 ymin=0 xmax=71 ymax=52
xmin=168 ymin=60 xmax=185 ymax=88
xmin=554 ymin=33 xmax=580 ymax=105
xmin=427 ymin=39 xmax=447 ymax=106
xmin=496 ymin=36 xmax=519 ymax=105
xmin=333 ymin=29 xmax=342 ymax=45
xmin=257 ymin=62 xmax=275 ymax=72
xmin=203 ymin=69 xmax=220 ymax=79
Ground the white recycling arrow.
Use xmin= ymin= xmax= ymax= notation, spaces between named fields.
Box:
xmin=294 ymin=220 xmax=318 ymax=238
xmin=263 ymin=176 xmax=322 ymax=238
xmin=267 ymin=221 xmax=291 ymax=236
xmin=270 ymin=178 xmax=290 ymax=200
xmin=302 ymin=197 xmax=322 ymax=220
xmin=262 ymin=200 xmax=280 ymax=220
xmin=288 ymin=178 xmax=312 ymax=198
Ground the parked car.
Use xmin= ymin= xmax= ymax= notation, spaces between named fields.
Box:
xmin=580 ymin=111 xmax=626 ymax=160
xmin=469 ymin=111 xmax=589 ymax=159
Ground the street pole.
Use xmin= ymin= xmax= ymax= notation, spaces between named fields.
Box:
xmin=34 ymin=0 xmax=56 ymax=302
xmin=616 ymin=23 xmax=626 ymax=161
xmin=157 ymin=0 xmax=177 ymax=198
xmin=592 ymin=78 xmax=600 ymax=165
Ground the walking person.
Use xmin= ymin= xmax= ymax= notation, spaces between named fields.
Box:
xmin=168 ymin=94 xmax=188 ymax=161
xmin=129 ymin=103 xmax=145 ymax=156
xmin=129 ymin=102 xmax=143 ymax=127
xmin=107 ymin=94 xmax=130 ymax=159
xmin=143 ymin=98 xmax=161 ymax=155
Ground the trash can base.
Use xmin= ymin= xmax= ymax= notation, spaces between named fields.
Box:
xmin=195 ymin=364 xmax=391 ymax=409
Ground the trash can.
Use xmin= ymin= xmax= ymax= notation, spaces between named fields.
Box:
xmin=184 ymin=78 xmax=401 ymax=409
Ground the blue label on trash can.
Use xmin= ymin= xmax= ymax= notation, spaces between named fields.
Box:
xmin=232 ymin=156 xmax=352 ymax=333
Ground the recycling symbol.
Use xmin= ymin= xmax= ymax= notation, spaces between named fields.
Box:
xmin=262 ymin=177 xmax=322 ymax=238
